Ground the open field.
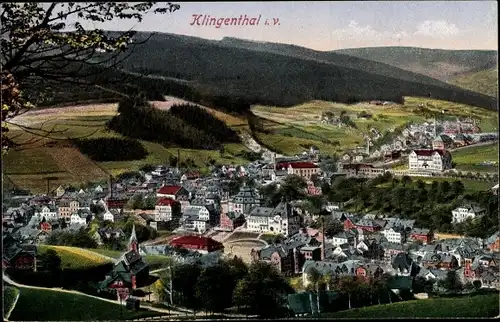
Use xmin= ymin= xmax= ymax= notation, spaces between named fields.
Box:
xmin=8 ymin=287 xmax=162 ymax=321
xmin=87 ymin=248 xmax=172 ymax=269
xmin=224 ymin=241 xmax=263 ymax=264
xmin=320 ymin=292 xmax=499 ymax=318
xmin=251 ymin=97 xmax=499 ymax=155
xmin=88 ymin=248 xmax=124 ymax=259
xmin=4 ymin=103 xmax=252 ymax=192
xmin=452 ymin=142 xmax=499 ymax=172
xmin=38 ymin=245 xmax=112 ymax=269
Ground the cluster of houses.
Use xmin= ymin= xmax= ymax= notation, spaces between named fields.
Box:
xmin=3 ymin=146 xmax=499 ymax=296
xmin=248 ymin=208 xmax=500 ymax=291
xmin=338 ymin=114 xmax=497 ymax=173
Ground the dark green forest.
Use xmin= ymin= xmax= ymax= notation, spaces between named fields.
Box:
xmin=110 ymin=32 xmax=496 ymax=110
xmin=106 ymin=97 xmax=241 ymax=150
xmin=32 ymin=33 xmax=497 ymax=111
xmin=72 ymin=137 xmax=148 ymax=162
xmin=168 ymin=104 xmax=240 ymax=142
xmin=322 ymin=174 xmax=499 ymax=237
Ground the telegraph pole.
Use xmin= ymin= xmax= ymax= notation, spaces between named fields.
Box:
xmin=163 ymin=265 xmax=173 ymax=315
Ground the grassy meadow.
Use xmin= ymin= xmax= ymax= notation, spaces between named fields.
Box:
xmin=37 ymin=245 xmax=113 ymax=269
xmin=8 ymin=287 xmax=162 ymax=321
xmin=251 ymin=96 xmax=499 ymax=156
xmin=320 ymin=292 xmax=499 ymax=318
xmin=452 ymin=142 xmax=499 ymax=172
xmin=3 ymin=103 xmax=252 ymax=193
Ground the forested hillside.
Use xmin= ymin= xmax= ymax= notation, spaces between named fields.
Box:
xmin=334 ymin=46 xmax=497 ymax=81
xmin=100 ymin=32 xmax=496 ymax=110
xmin=107 ymin=97 xmax=241 ymax=150
xmin=449 ymin=68 xmax=498 ymax=98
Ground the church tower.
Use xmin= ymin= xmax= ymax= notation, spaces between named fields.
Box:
xmin=128 ymin=224 xmax=138 ymax=252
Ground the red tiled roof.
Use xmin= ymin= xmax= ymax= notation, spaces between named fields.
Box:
xmin=156 ymin=198 xmax=176 ymax=206
xmin=412 ymin=149 xmax=444 ymax=157
xmin=157 ymin=185 xmax=182 ymax=195
xmin=184 ymin=171 xmax=200 ymax=178
xmin=169 ymin=235 xmax=223 ymax=249
xmin=276 ymin=161 xmax=318 ymax=169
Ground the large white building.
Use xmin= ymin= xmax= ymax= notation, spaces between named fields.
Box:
xmin=246 ymin=201 xmax=301 ymax=237
xmin=408 ymin=149 xmax=452 ymax=172
xmin=381 ymin=227 xmax=407 ymax=244
xmin=452 ymin=203 xmax=486 ymax=224
xmin=36 ymin=205 xmax=58 ymax=221
xmin=154 ymin=198 xmax=176 ymax=222
xmin=182 ymin=198 xmax=214 ymax=233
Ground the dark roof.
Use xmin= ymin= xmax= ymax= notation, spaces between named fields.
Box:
xmin=276 ymin=161 xmax=318 ymax=169
xmin=412 ymin=149 xmax=445 ymax=157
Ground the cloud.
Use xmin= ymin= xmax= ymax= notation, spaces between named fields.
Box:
xmin=332 ymin=20 xmax=409 ymax=44
xmin=414 ymin=20 xmax=460 ymax=38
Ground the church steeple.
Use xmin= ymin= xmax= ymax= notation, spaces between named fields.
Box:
xmin=128 ymin=224 xmax=138 ymax=252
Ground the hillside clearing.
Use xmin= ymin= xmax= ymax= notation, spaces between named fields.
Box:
xmin=452 ymin=143 xmax=499 ymax=172
xmin=449 ymin=68 xmax=498 ymax=98
xmin=4 ymin=103 xmax=251 ymax=192
xmin=37 ymin=245 xmax=112 ymax=269
xmin=251 ymin=97 xmax=498 ymax=155
xmin=8 ymin=287 xmax=162 ymax=321
xmin=319 ymin=292 xmax=499 ymax=318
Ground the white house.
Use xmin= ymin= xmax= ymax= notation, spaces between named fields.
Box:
xmin=154 ymin=198 xmax=175 ymax=222
xmin=381 ymin=227 xmax=406 ymax=244
xmin=246 ymin=201 xmax=301 ymax=237
xmin=408 ymin=149 xmax=452 ymax=172
xmin=70 ymin=213 xmax=87 ymax=225
xmin=329 ymin=231 xmax=350 ymax=247
xmin=103 ymin=210 xmax=114 ymax=222
xmin=451 ymin=203 xmax=486 ymax=224
xmin=182 ymin=205 xmax=212 ymax=233
xmin=36 ymin=205 xmax=58 ymax=221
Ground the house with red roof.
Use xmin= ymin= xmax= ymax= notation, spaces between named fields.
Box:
xmin=275 ymin=161 xmax=320 ymax=180
xmin=156 ymin=185 xmax=190 ymax=200
xmin=408 ymin=149 xmax=452 ymax=172
xmin=154 ymin=198 xmax=179 ymax=222
xmin=169 ymin=235 xmax=224 ymax=254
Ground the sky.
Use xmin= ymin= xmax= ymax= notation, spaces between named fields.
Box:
xmin=70 ymin=1 xmax=498 ymax=51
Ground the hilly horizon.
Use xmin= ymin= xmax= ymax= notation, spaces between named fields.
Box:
xmin=333 ymin=46 xmax=498 ymax=83
xmin=102 ymin=31 xmax=496 ymax=110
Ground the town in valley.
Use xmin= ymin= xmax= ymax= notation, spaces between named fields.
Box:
xmin=2 ymin=1 xmax=499 ymax=321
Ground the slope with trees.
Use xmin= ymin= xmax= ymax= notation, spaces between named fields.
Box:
xmin=110 ymin=33 xmax=497 ymax=110
xmin=107 ymin=97 xmax=241 ymax=150
xmin=449 ymin=68 xmax=498 ymax=98
xmin=334 ymin=46 xmax=497 ymax=81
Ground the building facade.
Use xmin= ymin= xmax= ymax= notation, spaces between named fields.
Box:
xmin=408 ymin=149 xmax=452 ymax=172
